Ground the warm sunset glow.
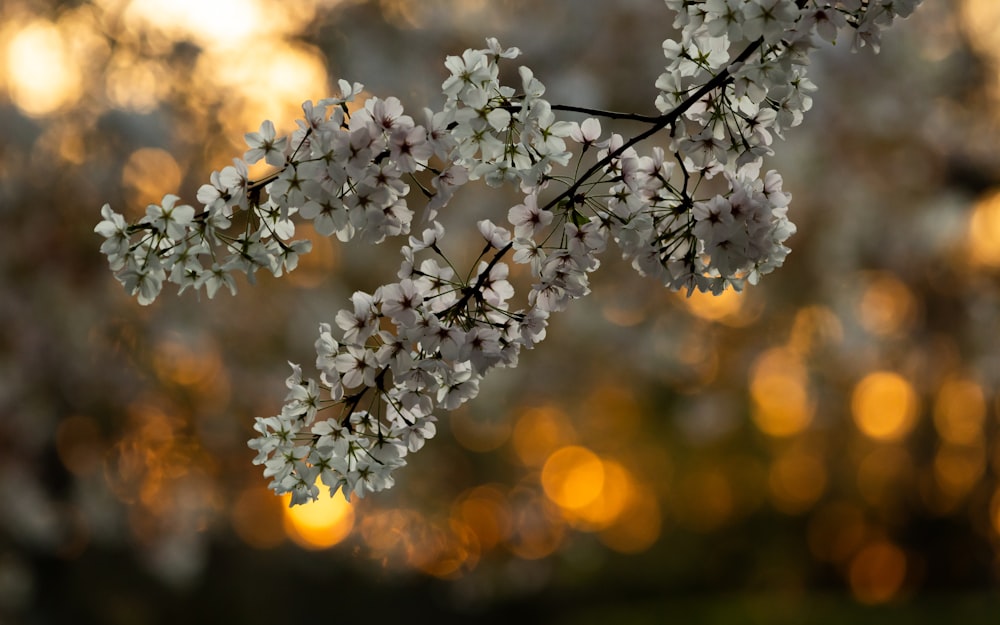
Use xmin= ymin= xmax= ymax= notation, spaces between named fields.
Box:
xmin=680 ymin=287 xmax=745 ymax=323
xmin=4 ymin=19 xmax=82 ymax=116
xmin=848 ymin=541 xmax=908 ymax=604
xmin=968 ymin=190 xmax=1000 ymax=267
xmin=122 ymin=0 xmax=267 ymax=48
xmin=282 ymin=492 xmax=355 ymax=550
xmin=961 ymin=0 xmax=1000 ymax=56
xmin=561 ymin=459 xmax=634 ymax=530
xmin=200 ymin=42 xmax=330 ymax=135
xmin=856 ymin=271 xmax=918 ymax=337
xmin=541 ymin=446 xmax=605 ymax=511
xmin=750 ymin=348 xmax=814 ymax=437
xmin=851 ymin=371 xmax=919 ymax=441
xmin=122 ymin=148 xmax=184 ymax=210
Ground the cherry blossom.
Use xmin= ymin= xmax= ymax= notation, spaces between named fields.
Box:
xmin=95 ymin=0 xmax=926 ymax=504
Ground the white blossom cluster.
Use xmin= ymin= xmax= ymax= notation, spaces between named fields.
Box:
xmin=96 ymin=0 xmax=923 ymax=504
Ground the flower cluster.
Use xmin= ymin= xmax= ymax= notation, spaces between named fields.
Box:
xmin=96 ymin=0 xmax=924 ymax=503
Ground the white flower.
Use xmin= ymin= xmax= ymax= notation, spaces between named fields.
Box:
xmin=244 ymin=120 xmax=288 ymax=167
xmin=95 ymin=204 xmax=130 ymax=268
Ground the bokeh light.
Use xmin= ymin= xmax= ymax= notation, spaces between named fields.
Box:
xmin=3 ymin=0 xmax=1000 ymax=620
xmin=282 ymin=491 xmax=355 ymax=550
xmin=851 ymin=371 xmax=920 ymax=442
xmin=750 ymin=347 xmax=814 ymax=437
xmin=3 ymin=18 xmax=82 ymax=116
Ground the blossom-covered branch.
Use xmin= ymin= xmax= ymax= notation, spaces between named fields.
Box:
xmin=96 ymin=0 xmax=922 ymax=505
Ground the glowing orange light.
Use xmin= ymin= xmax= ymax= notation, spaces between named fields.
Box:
xmin=598 ymin=482 xmax=662 ymax=554
xmin=541 ymin=446 xmax=605 ymax=511
xmin=849 ymin=541 xmax=908 ymax=604
xmin=282 ymin=492 xmax=355 ymax=550
xmin=851 ymin=371 xmax=919 ymax=441
xmin=562 ymin=459 xmax=634 ymax=530
xmin=4 ymin=19 xmax=83 ymax=116
xmin=968 ymin=190 xmax=1000 ymax=267
xmin=680 ymin=287 xmax=745 ymax=323
xmin=749 ymin=348 xmax=813 ymax=437
xmin=961 ymin=0 xmax=1000 ymax=58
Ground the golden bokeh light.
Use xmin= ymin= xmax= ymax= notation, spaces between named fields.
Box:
xmin=198 ymin=41 xmax=330 ymax=136
xmin=961 ymin=0 xmax=1000 ymax=57
xmin=848 ymin=540 xmax=908 ymax=604
xmin=598 ymin=482 xmax=662 ymax=554
xmin=968 ymin=190 xmax=1000 ymax=267
xmin=851 ymin=371 xmax=919 ymax=441
xmin=282 ymin=491 xmax=355 ymax=550
xmin=749 ymin=347 xmax=814 ymax=437
xmin=768 ymin=447 xmax=826 ymax=515
xmin=122 ymin=148 xmax=184 ymax=211
xmin=541 ymin=446 xmax=605 ymax=511
xmin=105 ymin=54 xmax=168 ymax=114
xmin=933 ymin=377 xmax=986 ymax=446
xmin=856 ymin=271 xmax=918 ymax=337
xmin=511 ymin=405 xmax=576 ymax=467
xmin=120 ymin=0 xmax=268 ymax=50
xmin=680 ymin=287 xmax=753 ymax=325
xmin=3 ymin=18 xmax=83 ymax=117
xmin=561 ymin=459 xmax=634 ymax=530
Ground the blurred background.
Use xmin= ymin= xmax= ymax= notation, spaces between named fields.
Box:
xmin=3 ymin=0 xmax=1000 ymax=622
